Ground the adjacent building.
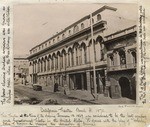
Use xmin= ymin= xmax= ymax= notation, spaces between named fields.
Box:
xmin=14 ymin=56 xmax=29 ymax=84
xmin=28 ymin=6 xmax=137 ymax=100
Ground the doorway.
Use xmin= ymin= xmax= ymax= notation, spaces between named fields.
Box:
xmin=119 ymin=77 xmax=131 ymax=98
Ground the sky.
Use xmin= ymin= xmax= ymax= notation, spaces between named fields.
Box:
xmin=13 ymin=3 xmax=138 ymax=57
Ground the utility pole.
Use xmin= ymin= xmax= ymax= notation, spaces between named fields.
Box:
xmin=90 ymin=14 xmax=98 ymax=100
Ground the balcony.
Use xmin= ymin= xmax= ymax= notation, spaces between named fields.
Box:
xmin=107 ymin=63 xmax=136 ymax=72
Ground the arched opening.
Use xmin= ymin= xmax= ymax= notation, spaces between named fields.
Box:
xmin=44 ymin=56 xmax=47 ymax=72
xmin=72 ymin=42 xmax=80 ymax=66
xmin=109 ymin=55 xmax=114 ymax=66
xmin=95 ymin=36 xmax=104 ymax=61
xmin=37 ymin=59 xmax=40 ymax=72
xmin=73 ymin=25 xmax=79 ymax=33
xmin=97 ymin=14 xmax=101 ymax=21
xmin=119 ymin=49 xmax=126 ymax=66
xmin=68 ymin=48 xmax=72 ymax=67
xmin=41 ymin=57 xmax=44 ymax=72
xmin=61 ymin=49 xmax=67 ymax=69
xmin=131 ymin=51 xmax=137 ymax=65
xmin=81 ymin=43 xmax=87 ymax=64
xmin=81 ymin=23 xmax=84 ymax=29
xmin=47 ymin=55 xmax=51 ymax=71
xmin=51 ymin=53 xmax=56 ymax=70
xmin=56 ymin=51 xmax=61 ymax=70
xmin=119 ymin=77 xmax=131 ymax=98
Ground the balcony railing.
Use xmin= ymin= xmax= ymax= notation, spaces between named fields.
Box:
xmin=107 ymin=63 xmax=136 ymax=71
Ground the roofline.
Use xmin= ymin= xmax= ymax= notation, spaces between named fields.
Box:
xmin=30 ymin=5 xmax=117 ymax=51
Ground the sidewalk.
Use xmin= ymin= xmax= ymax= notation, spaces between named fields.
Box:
xmin=17 ymin=84 xmax=135 ymax=104
xmin=67 ymin=90 xmax=136 ymax=104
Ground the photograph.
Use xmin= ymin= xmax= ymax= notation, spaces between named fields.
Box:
xmin=13 ymin=3 xmax=138 ymax=105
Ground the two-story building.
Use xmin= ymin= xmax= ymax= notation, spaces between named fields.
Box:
xmin=28 ymin=5 xmax=137 ymax=100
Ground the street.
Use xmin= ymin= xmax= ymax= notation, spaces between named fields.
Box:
xmin=14 ymin=85 xmax=92 ymax=105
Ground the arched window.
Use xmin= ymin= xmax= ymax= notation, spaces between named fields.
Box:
xmin=72 ymin=51 xmax=74 ymax=66
xmin=62 ymin=34 xmax=65 ymax=39
xmin=68 ymin=30 xmax=71 ymax=35
xmin=81 ymin=23 xmax=84 ymax=29
xmin=51 ymin=57 xmax=54 ymax=70
xmin=81 ymin=43 xmax=87 ymax=64
xmin=38 ymin=60 xmax=40 ymax=73
xmin=45 ymin=43 xmax=47 ymax=47
xmin=41 ymin=61 xmax=43 ymax=72
xmin=53 ymin=39 xmax=55 ymax=43
xmin=97 ymin=14 xmax=101 ymax=21
xmin=57 ymin=36 xmax=60 ymax=41
xmin=68 ymin=48 xmax=72 ymax=67
xmin=61 ymin=50 xmax=66 ymax=69
xmin=73 ymin=25 xmax=79 ymax=33
xmin=49 ymin=41 xmax=51 ymax=45
xmin=44 ymin=60 xmax=46 ymax=72
xmin=55 ymin=56 xmax=58 ymax=69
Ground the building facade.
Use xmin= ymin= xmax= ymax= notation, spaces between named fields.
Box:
xmin=28 ymin=6 xmax=137 ymax=99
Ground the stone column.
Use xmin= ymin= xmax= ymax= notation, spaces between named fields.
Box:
xmin=36 ymin=62 xmax=38 ymax=73
xmin=32 ymin=63 xmax=34 ymax=74
xmin=81 ymin=74 xmax=84 ymax=90
xmin=86 ymin=46 xmax=90 ymax=63
xmin=53 ymin=57 xmax=55 ymax=71
xmin=74 ymin=49 xmax=76 ymax=66
xmin=45 ymin=59 xmax=48 ymax=72
xmin=43 ymin=61 xmax=45 ymax=72
xmin=58 ymin=55 xmax=60 ymax=70
xmin=98 ymin=73 xmax=103 ymax=94
xmin=66 ymin=74 xmax=69 ymax=87
xmin=86 ymin=71 xmax=91 ymax=91
xmin=81 ymin=48 xmax=84 ymax=64
xmin=69 ymin=75 xmax=74 ymax=90
xmin=49 ymin=59 xmax=51 ymax=72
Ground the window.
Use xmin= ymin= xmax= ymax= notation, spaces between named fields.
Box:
xmin=62 ymin=34 xmax=65 ymax=39
xmin=72 ymin=52 xmax=74 ymax=66
xmin=49 ymin=41 xmax=51 ymax=45
xmin=81 ymin=23 xmax=84 ymax=29
xmin=55 ymin=57 xmax=58 ymax=69
xmin=41 ymin=61 xmax=43 ymax=72
xmin=73 ymin=25 xmax=79 ymax=33
xmin=51 ymin=58 xmax=54 ymax=70
xmin=97 ymin=14 xmax=101 ymax=21
xmin=68 ymin=30 xmax=71 ymax=35
xmin=57 ymin=36 xmax=60 ymax=41
xmin=45 ymin=60 xmax=47 ymax=72
xmin=53 ymin=39 xmax=55 ymax=43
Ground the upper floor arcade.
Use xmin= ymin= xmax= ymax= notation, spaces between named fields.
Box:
xmin=29 ymin=34 xmax=107 ymax=75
